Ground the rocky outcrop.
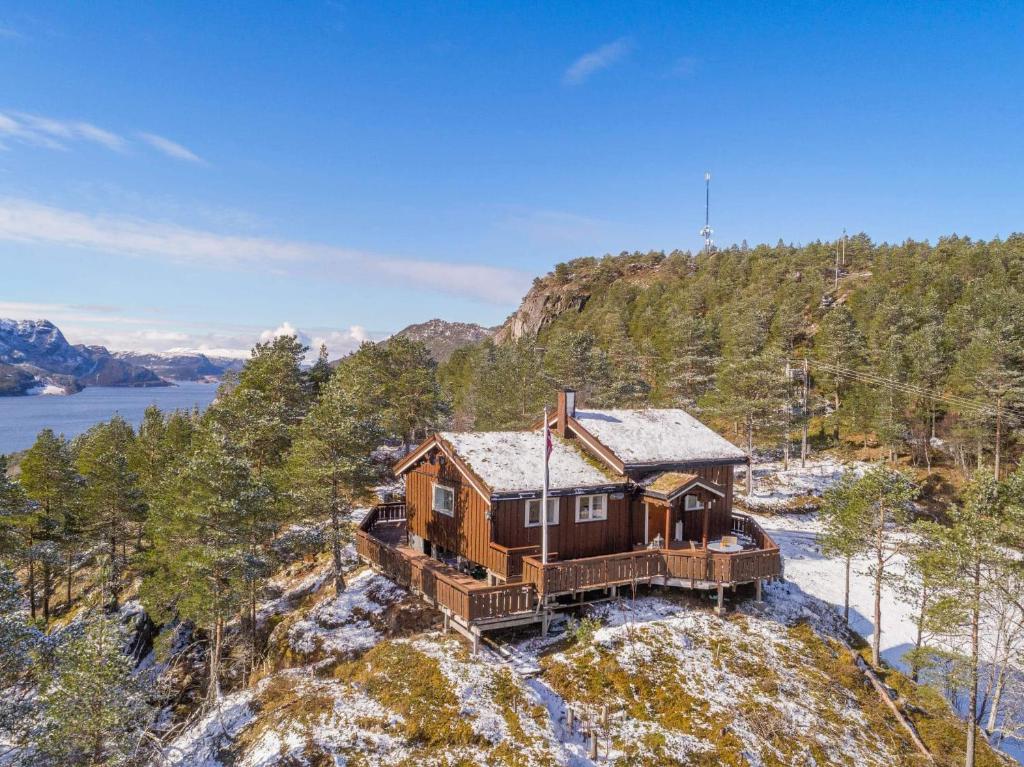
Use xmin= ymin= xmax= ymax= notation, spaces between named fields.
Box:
xmin=392 ymin=318 xmax=496 ymax=362
xmin=493 ymin=278 xmax=592 ymax=344
xmin=494 ymin=254 xmax=666 ymax=344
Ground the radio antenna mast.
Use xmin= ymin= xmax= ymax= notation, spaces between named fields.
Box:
xmin=699 ymin=172 xmax=713 ymax=256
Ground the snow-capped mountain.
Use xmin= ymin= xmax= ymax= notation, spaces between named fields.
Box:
xmin=112 ymin=351 xmax=244 ymax=382
xmin=0 ymin=319 xmax=168 ymax=395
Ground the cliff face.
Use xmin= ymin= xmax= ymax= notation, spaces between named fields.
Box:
xmin=493 ymin=279 xmax=591 ymax=344
xmin=494 ymin=255 xmax=664 ymax=344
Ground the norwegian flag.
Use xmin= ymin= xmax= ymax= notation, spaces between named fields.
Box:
xmin=545 ymin=422 xmax=553 ymax=461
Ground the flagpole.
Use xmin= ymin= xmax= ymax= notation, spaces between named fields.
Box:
xmin=542 ymin=406 xmax=549 ymax=565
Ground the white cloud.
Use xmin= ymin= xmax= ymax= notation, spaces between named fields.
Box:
xmin=0 ymin=198 xmax=532 ymax=304
xmin=258 ymin=322 xmax=374 ymax=361
xmin=0 ymin=111 xmax=205 ymax=163
xmin=259 ymin=321 xmax=306 ymax=345
xmin=138 ymin=132 xmax=204 ymax=163
xmin=0 ymin=111 xmax=126 ymax=151
xmin=563 ymin=38 xmax=633 ymax=85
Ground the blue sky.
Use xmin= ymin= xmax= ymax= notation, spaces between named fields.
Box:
xmin=1 ymin=2 xmax=1022 ymax=358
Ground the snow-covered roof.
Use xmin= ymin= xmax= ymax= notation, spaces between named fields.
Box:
xmin=639 ymin=471 xmax=725 ymax=500
xmin=573 ymin=408 xmax=747 ymax=466
xmin=439 ymin=430 xmax=621 ymax=495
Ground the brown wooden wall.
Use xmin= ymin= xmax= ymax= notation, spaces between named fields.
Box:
xmin=629 ymin=463 xmax=737 ymax=545
xmin=404 ymin=456 xmax=491 ymax=566
xmin=491 ymin=491 xmax=632 ymax=560
xmin=405 ymin=454 xmax=739 ymax=567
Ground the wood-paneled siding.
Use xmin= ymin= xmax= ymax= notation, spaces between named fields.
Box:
xmin=491 ymin=491 xmax=632 ymax=561
xmin=405 ymin=451 xmax=741 ymax=578
xmin=405 ymin=458 xmax=491 ymax=567
xmin=630 ymin=463 xmax=736 ymax=544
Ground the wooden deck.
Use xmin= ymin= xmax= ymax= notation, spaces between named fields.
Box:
xmin=356 ymin=503 xmax=782 ymax=634
xmin=356 ymin=505 xmax=539 ymax=636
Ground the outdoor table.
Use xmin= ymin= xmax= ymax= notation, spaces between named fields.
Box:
xmin=707 ymin=541 xmax=743 ymax=554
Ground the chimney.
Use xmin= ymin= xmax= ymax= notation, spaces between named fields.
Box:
xmin=556 ymin=388 xmax=576 ymax=436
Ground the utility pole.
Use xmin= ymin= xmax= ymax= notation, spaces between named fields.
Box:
xmin=834 ymin=242 xmax=840 ymax=291
xmin=995 ymin=396 xmax=1002 ymax=480
xmin=841 ymin=227 xmax=847 ymax=267
xmin=784 ymin=361 xmax=791 ymax=471
xmin=801 ymin=359 xmax=809 ymax=467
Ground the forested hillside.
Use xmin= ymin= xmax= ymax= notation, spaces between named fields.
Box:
xmin=442 ymin=235 xmax=1024 ymax=478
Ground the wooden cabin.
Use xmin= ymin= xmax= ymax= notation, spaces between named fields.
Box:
xmin=356 ymin=389 xmax=782 ymax=647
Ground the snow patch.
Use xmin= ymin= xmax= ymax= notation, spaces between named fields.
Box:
xmin=287 ymin=569 xmax=404 ymax=658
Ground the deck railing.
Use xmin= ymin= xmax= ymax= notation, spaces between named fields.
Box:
xmin=357 ymin=506 xmax=538 ymax=624
xmin=359 ymin=502 xmax=406 ymax=532
xmin=523 ymin=549 xmax=667 ymax=595
xmin=522 ymin=514 xmax=781 ymax=596
xmin=358 ymin=504 xmax=781 ymax=618
xmin=487 ymin=541 xmax=541 ymax=579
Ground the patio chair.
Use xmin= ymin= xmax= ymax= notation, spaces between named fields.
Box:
xmin=721 ymin=535 xmax=738 ymax=548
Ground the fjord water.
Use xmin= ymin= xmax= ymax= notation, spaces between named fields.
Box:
xmin=0 ymin=381 xmax=219 ymax=454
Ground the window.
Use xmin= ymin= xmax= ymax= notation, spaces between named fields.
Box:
xmin=525 ymin=497 xmax=559 ymax=527
xmin=576 ymin=494 xmax=607 ymax=522
xmin=432 ymin=483 xmax=455 ymax=516
xmin=684 ymin=494 xmax=704 ymax=511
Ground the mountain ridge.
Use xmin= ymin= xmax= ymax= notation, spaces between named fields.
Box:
xmin=0 ymin=319 xmax=240 ymax=395
xmin=391 ymin=318 xmax=496 ymax=362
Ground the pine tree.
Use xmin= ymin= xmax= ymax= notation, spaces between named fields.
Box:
xmin=308 ymin=342 xmax=333 ymax=398
xmin=33 ymin=617 xmax=153 ymax=767
xmin=703 ymin=348 xmax=788 ymax=493
xmin=142 ymin=420 xmax=267 ymax=702
xmin=20 ymin=429 xmax=81 ymax=620
xmin=382 ymin=336 xmax=450 ymax=446
xmin=75 ymin=417 xmax=143 ymax=612
xmin=0 ymin=455 xmax=32 ymax=563
xmin=208 ymin=334 xmax=309 ymax=671
xmin=901 ymin=523 xmax=950 ymax=682
xmin=288 ymin=371 xmax=383 ymax=594
xmin=921 ymin=475 xmax=1008 ymax=767
xmin=818 ymin=471 xmax=869 ymax=625
xmin=469 ymin=341 xmax=549 ymax=431
xmin=949 ymin=327 xmax=1024 ymax=480
xmin=859 ymin=465 xmax=918 ymax=667
xmin=813 ymin=304 xmax=866 ymax=441
xmin=543 ymin=330 xmax=615 ymax=406
xmin=0 ymin=566 xmax=42 ymax=749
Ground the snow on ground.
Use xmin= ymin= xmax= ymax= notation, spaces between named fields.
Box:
xmin=522 ymin=588 xmax=896 ymax=766
xmin=413 ymin=635 xmax=574 ymax=763
xmin=737 ymin=457 xmax=868 ymax=511
xmin=754 ymin=508 xmax=1024 ymax=764
xmin=161 ymin=687 xmax=258 ymax=767
xmin=160 ymin=668 xmax=410 ymax=767
xmin=287 ymin=569 xmax=405 ymax=658
xmin=25 ymin=382 xmax=66 ymax=395
xmin=751 ymin=510 xmax=919 ymax=669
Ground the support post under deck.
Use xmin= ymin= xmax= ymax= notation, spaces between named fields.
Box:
xmin=715 ymin=583 xmax=724 ymax=616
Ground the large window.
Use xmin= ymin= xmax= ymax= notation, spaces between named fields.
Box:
xmin=575 ymin=494 xmax=607 ymax=522
xmin=684 ymin=494 xmax=704 ymax=511
xmin=525 ymin=497 xmax=559 ymax=527
xmin=432 ymin=483 xmax=455 ymax=516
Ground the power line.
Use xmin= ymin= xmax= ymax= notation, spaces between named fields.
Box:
xmin=793 ymin=358 xmax=1024 ymax=421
